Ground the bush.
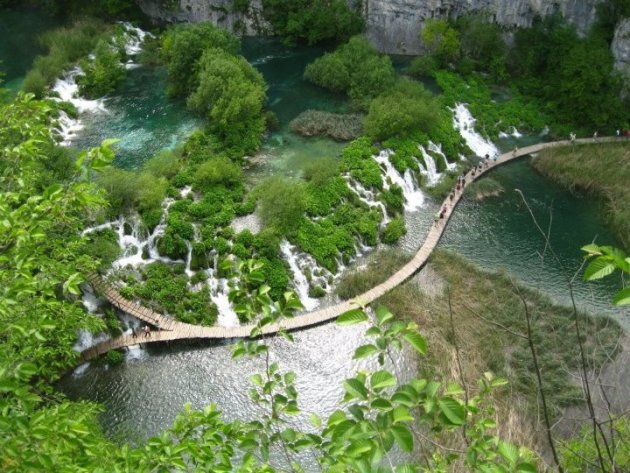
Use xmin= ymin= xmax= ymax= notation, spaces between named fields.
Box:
xmin=144 ymin=149 xmax=181 ymax=180
xmin=407 ymin=55 xmax=438 ymax=78
xmin=380 ymin=185 xmax=404 ymax=214
xmin=136 ymin=173 xmax=168 ymax=213
xmin=187 ymin=48 xmax=267 ymax=154
xmin=340 ymin=137 xmax=382 ymax=190
xmin=104 ymin=350 xmax=124 ymax=366
xmin=255 ymin=177 xmax=306 ymax=236
xmin=364 ymin=78 xmax=441 ymax=141
xmin=261 ymin=0 xmax=363 ymax=44
xmin=160 ymin=22 xmax=240 ymax=98
xmin=382 ymin=216 xmax=406 ymax=244
xmin=21 ymin=19 xmax=108 ymax=97
xmin=193 ymin=156 xmax=243 ymax=191
xmin=304 ymin=36 xmax=396 ymax=110
xmin=77 ymin=40 xmax=125 ymax=98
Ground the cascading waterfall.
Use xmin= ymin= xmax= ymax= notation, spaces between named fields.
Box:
xmin=280 ymin=240 xmax=321 ymax=311
xmin=498 ymin=126 xmax=523 ymax=139
xmin=373 ymin=150 xmax=424 ymax=211
xmin=344 ymin=176 xmax=389 ymax=228
xmin=51 ymin=23 xmax=150 ymax=145
xmin=428 ymin=141 xmax=456 ymax=172
xmin=450 ymin=103 xmax=499 ymax=158
xmin=416 ymin=147 xmax=441 ymax=187
xmin=205 ymin=269 xmax=240 ymax=327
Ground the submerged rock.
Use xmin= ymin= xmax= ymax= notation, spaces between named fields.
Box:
xmin=289 ymin=110 xmax=363 ymax=141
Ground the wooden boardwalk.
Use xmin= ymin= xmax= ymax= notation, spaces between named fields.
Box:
xmin=79 ymin=137 xmax=615 ymax=362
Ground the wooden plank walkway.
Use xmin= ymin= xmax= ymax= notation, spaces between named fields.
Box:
xmin=79 ymin=137 xmax=616 ymax=362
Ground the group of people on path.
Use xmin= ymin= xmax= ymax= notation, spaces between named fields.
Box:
xmin=131 ymin=325 xmax=151 ymax=338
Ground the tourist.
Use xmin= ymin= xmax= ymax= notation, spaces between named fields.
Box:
xmin=144 ymin=325 xmax=150 ymax=337
xmin=616 ymin=129 xmax=621 ymax=137
xmin=131 ymin=327 xmax=137 ymax=339
xmin=593 ymin=131 xmax=598 ymax=139
xmin=569 ymin=132 xmax=576 ymax=144
xmin=512 ymin=146 xmax=518 ymax=157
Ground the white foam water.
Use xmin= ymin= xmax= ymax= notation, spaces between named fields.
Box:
xmin=51 ymin=23 xmax=150 ymax=145
xmin=206 ymin=270 xmax=240 ymax=327
xmin=280 ymin=240 xmax=323 ymax=311
xmin=417 ymin=146 xmax=442 ymax=187
xmin=345 ymin=176 xmax=389 ymax=227
xmin=373 ymin=150 xmax=424 ymax=211
xmin=451 ymin=103 xmax=499 ymax=159
xmin=498 ymin=126 xmax=523 ymax=139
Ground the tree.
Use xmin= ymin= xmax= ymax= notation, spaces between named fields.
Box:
xmin=363 ymin=78 xmax=441 ymax=140
xmin=187 ymin=48 xmax=267 ymax=154
xmin=160 ymin=22 xmax=240 ymax=98
xmin=255 ymin=176 xmax=306 ymax=236
xmin=304 ymin=36 xmax=396 ymax=110
xmin=77 ymin=39 xmax=125 ymax=98
xmin=421 ymin=19 xmax=460 ymax=65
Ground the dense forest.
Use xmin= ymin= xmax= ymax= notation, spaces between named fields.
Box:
xmin=1 ymin=0 xmax=629 ymax=471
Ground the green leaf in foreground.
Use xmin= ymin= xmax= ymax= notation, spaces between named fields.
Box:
xmin=613 ymin=286 xmax=630 ymax=305
xmin=337 ymin=309 xmax=368 ymax=325
xmin=402 ymin=330 xmax=427 ymax=355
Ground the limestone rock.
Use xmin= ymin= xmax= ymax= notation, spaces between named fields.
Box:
xmin=612 ymin=18 xmax=630 ymax=93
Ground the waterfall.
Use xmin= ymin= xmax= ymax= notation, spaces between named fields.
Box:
xmin=450 ymin=103 xmax=499 ymax=159
xmin=206 ymin=269 xmax=240 ymax=327
xmin=498 ymin=126 xmax=523 ymax=139
xmin=51 ymin=23 xmax=150 ymax=145
xmin=373 ymin=150 xmax=424 ymax=211
xmin=345 ymin=176 xmax=389 ymax=227
xmin=417 ymin=146 xmax=441 ymax=187
xmin=428 ymin=141 xmax=456 ymax=171
xmin=280 ymin=240 xmax=323 ymax=311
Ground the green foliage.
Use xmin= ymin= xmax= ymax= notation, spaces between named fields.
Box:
xmin=380 ymin=185 xmax=405 ymax=214
xmin=22 ymin=19 xmax=108 ymax=97
xmin=127 ymin=262 xmax=218 ymax=325
xmin=435 ymin=70 xmax=547 ymax=139
xmin=421 ymin=19 xmax=460 ymax=65
xmin=187 ymin=48 xmax=267 ymax=154
xmin=160 ymin=22 xmax=240 ymax=98
xmin=143 ymin=149 xmax=182 ymax=179
xmin=510 ymin=15 xmax=626 ymax=132
xmin=364 ymin=78 xmax=441 ymax=140
xmin=77 ymin=40 xmax=125 ymax=98
xmin=382 ymin=216 xmax=406 ymax=244
xmin=340 ymin=137 xmax=382 ymax=189
xmin=453 ymin=15 xmax=507 ymax=80
xmin=104 ymin=349 xmax=124 ymax=365
xmin=193 ymin=156 xmax=243 ymax=191
xmin=84 ymin=229 xmax=121 ymax=272
xmin=407 ymin=55 xmax=438 ymax=78
xmin=256 ymin=176 xmax=307 ymax=236
xmin=582 ymin=243 xmax=630 ymax=305
xmin=288 ymin=109 xmax=363 ymax=141
xmin=304 ymin=36 xmax=396 ymax=110
xmin=261 ymin=0 xmax=364 ymax=44
xmin=295 ymin=217 xmax=355 ymax=272
xmin=593 ymin=0 xmax=630 ymax=44
xmin=559 ymin=417 xmax=630 ymax=471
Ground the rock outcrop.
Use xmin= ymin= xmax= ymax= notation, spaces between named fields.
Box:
xmin=136 ymin=0 xmax=602 ymax=54
xmin=135 ymin=0 xmax=270 ymax=35
xmin=612 ymin=18 xmax=630 ymax=93
xmin=365 ymin=0 xmax=601 ymax=54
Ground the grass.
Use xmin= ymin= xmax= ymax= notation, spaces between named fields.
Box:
xmin=531 ymin=141 xmax=630 ymax=249
xmin=353 ymin=249 xmax=622 ymax=454
xmin=22 ymin=19 xmax=110 ymax=97
xmin=465 ymin=177 xmax=504 ymax=201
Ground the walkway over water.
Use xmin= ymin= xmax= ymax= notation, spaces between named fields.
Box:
xmin=79 ymin=138 xmax=615 ymax=362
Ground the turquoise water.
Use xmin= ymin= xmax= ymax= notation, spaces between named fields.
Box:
xmin=2 ymin=13 xmax=627 ymax=443
xmin=0 ymin=9 xmax=63 ymax=92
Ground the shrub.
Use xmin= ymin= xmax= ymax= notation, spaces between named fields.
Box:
xmin=160 ymin=22 xmax=240 ymax=98
xmin=407 ymin=55 xmax=438 ymax=78
xmin=104 ymin=350 xmax=124 ymax=365
xmin=255 ymin=177 xmax=306 ymax=236
xmin=364 ymin=78 xmax=441 ymax=141
xmin=304 ymin=36 xmax=396 ymax=110
xmin=193 ymin=156 xmax=243 ymax=191
xmin=382 ymin=216 xmax=406 ymax=244
xmin=136 ymin=173 xmax=168 ymax=213
xmin=261 ymin=0 xmax=363 ymax=44
xmin=187 ymin=48 xmax=266 ymax=154
xmin=77 ymin=40 xmax=125 ymax=98
xmin=339 ymin=137 xmax=382 ymax=190
xmin=144 ymin=149 xmax=182 ymax=180
xmin=380 ymin=185 xmax=405 ymax=214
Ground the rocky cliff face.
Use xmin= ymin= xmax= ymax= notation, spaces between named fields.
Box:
xmin=136 ymin=0 xmax=270 ymax=35
xmin=612 ymin=18 xmax=630 ymax=93
xmin=136 ymin=0 xmax=601 ymax=54
xmin=365 ymin=0 xmax=601 ymax=54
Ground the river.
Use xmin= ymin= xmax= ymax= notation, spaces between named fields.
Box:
xmin=2 ymin=9 xmax=627 ymax=444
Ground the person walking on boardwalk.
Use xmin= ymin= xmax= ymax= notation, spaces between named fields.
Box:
xmin=144 ymin=325 xmax=150 ymax=337
xmin=512 ymin=146 xmax=518 ymax=157
xmin=132 ymin=327 xmax=137 ymax=339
